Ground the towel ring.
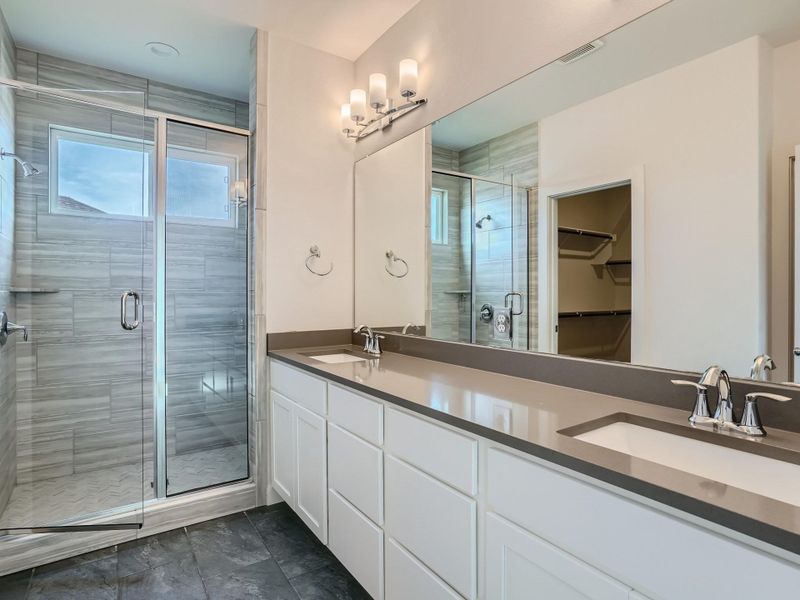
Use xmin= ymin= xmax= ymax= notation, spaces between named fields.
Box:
xmin=385 ymin=250 xmax=409 ymax=278
xmin=305 ymin=245 xmax=333 ymax=276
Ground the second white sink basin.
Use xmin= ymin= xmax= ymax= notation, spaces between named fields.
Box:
xmin=307 ymin=352 xmax=368 ymax=364
xmin=574 ymin=420 xmax=800 ymax=507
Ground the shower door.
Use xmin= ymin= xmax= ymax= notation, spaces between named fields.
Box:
xmin=162 ymin=120 xmax=249 ymax=496
xmin=473 ymin=179 xmax=529 ymax=350
xmin=0 ymin=85 xmax=150 ymax=532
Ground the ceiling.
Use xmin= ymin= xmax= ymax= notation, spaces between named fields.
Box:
xmin=0 ymin=0 xmax=422 ymax=102
xmin=432 ymin=0 xmax=800 ymax=150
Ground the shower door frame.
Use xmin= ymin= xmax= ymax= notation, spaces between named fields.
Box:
xmin=0 ymin=76 xmax=253 ymax=531
xmin=431 ymin=168 xmax=532 ymax=349
xmin=153 ymin=116 xmax=252 ymax=499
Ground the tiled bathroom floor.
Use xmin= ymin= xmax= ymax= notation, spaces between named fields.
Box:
xmin=0 ymin=504 xmax=371 ymax=600
xmin=0 ymin=445 xmax=247 ymax=528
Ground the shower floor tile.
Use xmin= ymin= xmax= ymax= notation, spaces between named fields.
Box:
xmin=0 ymin=445 xmax=247 ymax=529
xmin=0 ymin=506 xmax=372 ymax=600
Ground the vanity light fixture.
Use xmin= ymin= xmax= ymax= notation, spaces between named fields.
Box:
xmin=340 ymin=58 xmax=427 ymax=141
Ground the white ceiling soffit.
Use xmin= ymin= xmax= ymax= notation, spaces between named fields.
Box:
xmin=0 ymin=0 xmax=422 ymax=102
xmin=432 ymin=0 xmax=800 ymax=151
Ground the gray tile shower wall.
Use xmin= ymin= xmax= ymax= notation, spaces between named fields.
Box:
xmin=15 ymin=49 xmax=249 ymax=129
xmin=0 ymin=8 xmax=15 ymax=517
xmin=9 ymin=48 xmax=250 ymax=491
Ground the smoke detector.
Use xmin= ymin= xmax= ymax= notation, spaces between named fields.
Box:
xmin=559 ymin=39 xmax=605 ymax=65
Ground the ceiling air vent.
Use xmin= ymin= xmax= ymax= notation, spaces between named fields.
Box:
xmin=559 ymin=39 xmax=605 ymax=65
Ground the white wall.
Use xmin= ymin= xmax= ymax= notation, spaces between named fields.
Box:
xmin=354 ymin=128 xmax=428 ymax=327
xmin=770 ymin=38 xmax=800 ymax=381
xmin=539 ymin=37 xmax=771 ymax=375
xmin=352 ymin=0 xmax=670 ymax=160
xmin=264 ymin=34 xmax=355 ymax=333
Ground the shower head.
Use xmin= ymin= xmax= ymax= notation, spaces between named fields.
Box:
xmin=1 ymin=149 xmax=40 ymax=177
xmin=475 ymin=214 xmax=492 ymax=229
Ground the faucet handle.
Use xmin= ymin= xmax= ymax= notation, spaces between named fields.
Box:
xmin=738 ymin=392 xmax=792 ymax=437
xmin=671 ymin=379 xmax=713 ymax=424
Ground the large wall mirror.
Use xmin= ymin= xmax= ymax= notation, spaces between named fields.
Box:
xmin=354 ymin=0 xmax=800 ymax=383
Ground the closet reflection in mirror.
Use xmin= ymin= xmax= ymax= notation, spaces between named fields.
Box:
xmin=354 ymin=0 xmax=800 ymax=382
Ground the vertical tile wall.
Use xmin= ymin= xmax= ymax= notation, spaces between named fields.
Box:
xmin=8 ymin=49 xmax=250 ymax=499
xmin=0 ymin=9 xmax=15 ymax=516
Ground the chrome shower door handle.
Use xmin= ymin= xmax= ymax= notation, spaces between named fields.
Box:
xmin=120 ymin=290 xmax=141 ymax=331
xmin=504 ymin=292 xmax=524 ymax=316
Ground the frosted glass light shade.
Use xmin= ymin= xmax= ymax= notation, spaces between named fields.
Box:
xmin=369 ymin=73 xmax=387 ymax=109
xmin=340 ymin=104 xmax=353 ymax=133
xmin=350 ymin=89 xmax=367 ymax=122
xmin=399 ymin=59 xmax=418 ymax=98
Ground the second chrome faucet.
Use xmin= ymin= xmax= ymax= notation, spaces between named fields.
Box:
xmin=672 ymin=362 xmax=790 ymax=438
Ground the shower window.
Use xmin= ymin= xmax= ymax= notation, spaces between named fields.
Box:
xmin=431 ymin=187 xmax=448 ymax=244
xmin=49 ymin=126 xmax=153 ymax=217
xmin=166 ymin=147 xmax=239 ymax=226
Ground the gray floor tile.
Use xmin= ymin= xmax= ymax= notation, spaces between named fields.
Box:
xmin=117 ymin=527 xmax=193 ymax=577
xmin=289 ymin=563 xmax=372 ymax=600
xmin=202 ymin=559 xmax=298 ymax=600
xmin=255 ymin=516 xmax=335 ymax=580
xmin=246 ymin=504 xmax=298 ymax=537
xmin=27 ymin=555 xmax=118 ymax=600
xmin=119 ymin=554 xmax=207 ymax=600
xmin=0 ymin=569 xmax=32 ymax=600
xmin=187 ymin=512 xmax=271 ymax=579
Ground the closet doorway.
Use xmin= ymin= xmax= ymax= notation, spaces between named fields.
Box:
xmin=551 ymin=182 xmax=632 ymax=362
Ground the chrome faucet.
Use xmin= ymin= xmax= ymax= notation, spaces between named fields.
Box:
xmin=402 ymin=323 xmax=421 ymax=335
xmin=672 ymin=365 xmax=792 ymax=437
xmin=699 ymin=365 xmax=736 ymax=427
xmin=750 ymin=354 xmax=776 ymax=381
xmin=353 ymin=325 xmax=385 ymax=356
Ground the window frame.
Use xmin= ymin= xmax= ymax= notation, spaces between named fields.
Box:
xmin=431 ymin=187 xmax=449 ymax=245
xmin=49 ymin=125 xmax=155 ymax=220
xmin=166 ymin=145 xmax=240 ymax=228
xmin=49 ymin=125 xmax=243 ymax=229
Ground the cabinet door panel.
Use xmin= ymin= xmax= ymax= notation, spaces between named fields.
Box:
xmin=270 ymin=391 xmax=295 ymax=506
xmin=385 ymin=455 xmax=476 ymax=599
xmin=485 ymin=513 xmax=630 ymax=600
xmin=329 ymin=490 xmax=384 ymax=600
xmin=385 ymin=537 xmax=461 ymax=600
xmin=328 ymin=423 xmax=383 ymax=524
xmin=295 ymin=403 xmax=327 ymax=543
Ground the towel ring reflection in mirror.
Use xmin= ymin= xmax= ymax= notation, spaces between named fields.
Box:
xmin=385 ymin=250 xmax=409 ymax=278
xmin=305 ymin=245 xmax=334 ymax=276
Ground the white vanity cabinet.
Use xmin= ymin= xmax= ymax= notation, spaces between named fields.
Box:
xmin=327 ymin=384 xmax=385 ymax=600
xmin=384 ymin=407 xmax=478 ymax=600
xmin=485 ymin=512 xmax=631 ymax=600
xmin=486 ymin=447 xmax=800 ymax=600
xmin=269 ymin=362 xmax=328 ymax=543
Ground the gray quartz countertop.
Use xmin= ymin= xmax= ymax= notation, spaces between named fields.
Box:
xmin=269 ymin=345 xmax=800 ymax=557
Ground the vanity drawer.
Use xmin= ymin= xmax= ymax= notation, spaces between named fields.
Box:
xmin=385 ymin=537 xmax=462 ymax=600
xmin=328 ymin=422 xmax=383 ymax=525
xmin=385 ymin=407 xmax=477 ymax=496
xmin=328 ymin=489 xmax=384 ymax=600
xmin=487 ymin=448 xmax=800 ymax=600
xmin=329 ymin=384 xmax=383 ymax=446
xmin=270 ymin=360 xmax=326 ymax=416
xmin=385 ymin=455 xmax=476 ymax=599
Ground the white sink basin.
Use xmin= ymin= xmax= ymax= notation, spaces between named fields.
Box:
xmin=307 ymin=352 xmax=368 ymax=364
xmin=575 ymin=421 xmax=800 ymax=506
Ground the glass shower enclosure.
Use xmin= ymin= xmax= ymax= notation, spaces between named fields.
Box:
xmin=0 ymin=80 xmax=250 ymax=533
xmin=430 ymin=169 xmax=531 ymax=350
